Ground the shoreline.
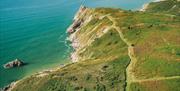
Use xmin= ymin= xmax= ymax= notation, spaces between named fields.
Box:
xmin=1 ymin=56 xmax=72 ymax=90
xmin=67 ymin=5 xmax=88 ymax=62
xmin=2 ymin=81 xmax=19 ymax=91
xmin=1 ymin=6 xmax=85 ymax=91
xmin=1 ymin=62 xmax=74 ymax=91
xmin=3 ymin=5 xmax=89 ymax=89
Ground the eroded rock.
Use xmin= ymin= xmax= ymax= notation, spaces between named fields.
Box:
xmin=3 ymin=59 xmax=25 ymax=69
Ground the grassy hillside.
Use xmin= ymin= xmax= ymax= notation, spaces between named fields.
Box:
xmin=9 ymin=0 xmax=180 ymax=91
xmin=145 ymin=0 xmax=180 ymax=15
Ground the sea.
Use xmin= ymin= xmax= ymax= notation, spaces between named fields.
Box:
xmin=0 ymin=0 xmax=153 ymax=88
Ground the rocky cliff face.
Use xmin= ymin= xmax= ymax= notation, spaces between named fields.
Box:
xmin=67 ymin=5 xmax=91 ymax=62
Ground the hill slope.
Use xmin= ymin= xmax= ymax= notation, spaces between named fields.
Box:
xmin=145 ymin=0 xmax=180 ymax=15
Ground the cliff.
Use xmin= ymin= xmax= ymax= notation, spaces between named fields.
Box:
xmin=7 ymin=0 xmax=180 ymax=91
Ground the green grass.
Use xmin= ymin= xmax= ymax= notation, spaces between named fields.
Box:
xmin=129 ymin=78 xmax=180 ymax=91
xmin=135 ymin=58 xmax=180 ymax=79
xmin=145 ymin=0 xmax=180 ymax=15
xmin=78 ymin=29 xmax=127 ymax=60
xmin=12 ymin=56 xmax=130 ymax=91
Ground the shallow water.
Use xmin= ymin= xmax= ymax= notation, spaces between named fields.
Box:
xmin=0 ymin=0 xmax=153 ymax=88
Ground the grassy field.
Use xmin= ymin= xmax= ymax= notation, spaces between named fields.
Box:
xmin=129 ymin=78 xmax=180 ymax=91
xmin=10 ymin=0 xmax=180 ymax=91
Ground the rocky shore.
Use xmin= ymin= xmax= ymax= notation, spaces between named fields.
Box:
xmin=1 ymin=81 xmax=19 ymax=91
xmin=67 ymin=5 xmax=89 ymax=62
xmin=1 ymin=68 xmax=59 ymax=91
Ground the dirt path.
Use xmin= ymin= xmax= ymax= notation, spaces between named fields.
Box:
xmin=133 ymin=76 xmax=180 ymax=83
xmin=106 ymin=15 xmax=180 ymax=91
xmin=107 ymin=15 xmax=137 ymax=91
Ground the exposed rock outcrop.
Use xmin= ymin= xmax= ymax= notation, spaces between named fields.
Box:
xmin=67 ymin=5 xmax=87 ymax=34
xmin=66 ymin=6 xmax=90 ymax=62
xmin=3 ymin=59 xmax=25 ymax=69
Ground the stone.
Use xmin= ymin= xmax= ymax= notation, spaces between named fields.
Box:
xmin=3 ymin=59 xmax=25 ymax=69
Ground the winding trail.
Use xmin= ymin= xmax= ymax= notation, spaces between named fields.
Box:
xmin=106 ymin=15 xmax=180 ymax=91
xmin=107 ymin=15 xmax=137 ymax=91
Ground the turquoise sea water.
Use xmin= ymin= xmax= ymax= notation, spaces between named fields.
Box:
xmin=0 ymin=0 xmax=153 ymax=88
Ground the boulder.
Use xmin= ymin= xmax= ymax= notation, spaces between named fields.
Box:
xmin=67 ymin=20 xmax=82 ymax=34
xmin=3 ymin=59 xmax=24 ymax=69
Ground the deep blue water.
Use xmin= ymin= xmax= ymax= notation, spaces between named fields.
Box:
xmin=0 ymin=0 xmax=153 ymax=88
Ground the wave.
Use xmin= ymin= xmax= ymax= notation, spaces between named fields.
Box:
xmin=58 ymin=34 xmax=72 ymax=57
